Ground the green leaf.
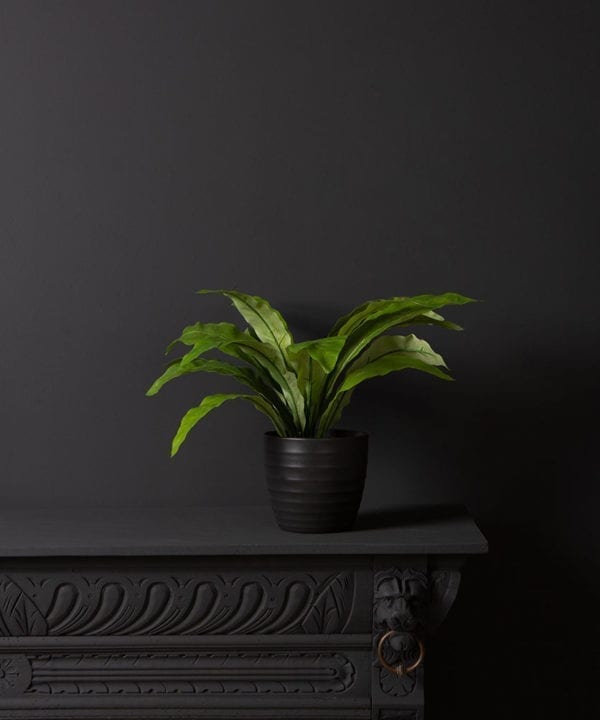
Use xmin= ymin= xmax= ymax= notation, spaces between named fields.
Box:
xmin=292 ymin=355 xmax=328 ymax=436
xmin=329 ymin=293 xmax=475 ymax=338
xmin=150 ymin=290 xmax=474 ymax=446
xmin=317 ymin=334 xmax=452 ymax=432
xmin=317 ymin=389 xmax=355 ymax=437
xmin=287 ymin=336 xmax=347 ymax=373
xmin=146 ymin=362 xmax=192 ymax=396
xmin=244 ymin=394 xmax=289 ymax=437
xmin=163 ymin=320 xmax=304 ymax=432
xmin=207 ymin=330 xmax=305 ymax=431
xmin=285 ymin=338 xmax=347 ymax=435
xmin=410 ymin=310 xmax=463 ymax=332
xmin=165 ymin=322 xmax=241 ymax=363
xmin=327 ymin=294 xmax=474 ymax=391
xmin=177 ymin=294 xmax=305 ymax=432
xmin=354 ymin=334 xmax=448 ymax=369
xmin=340 ymin=355 xmax=453 ymax=393
xmin=219 ymin=339 xmax=305 ymax=432
xmin=328 ymin=296 xmax=418 ymax=337
xmin=171 ymin=393 xmax=286 ymax=456
xmin=147 ymin=357 xmax=262 ymax=397
xmin=411 ymin=292 xmax=476 ymax=307
xmin=148 ymin=352 xmax=296 ymax=434
xmin=171 ymin=394 xmax=241 ymax=456
xmin=198 ymin=289 xmax=293 ymax=359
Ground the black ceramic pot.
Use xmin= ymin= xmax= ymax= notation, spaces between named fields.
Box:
xmin=264 ymin=430 xmax=369 ymax=533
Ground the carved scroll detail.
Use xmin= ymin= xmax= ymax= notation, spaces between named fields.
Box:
xmin=0 ymin=571 xmax=355 ymax=637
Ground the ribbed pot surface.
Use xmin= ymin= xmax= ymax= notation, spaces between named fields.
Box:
xmin=264 ymin=430 xmax=368 ymax=533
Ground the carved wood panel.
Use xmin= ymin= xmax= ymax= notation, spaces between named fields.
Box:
xmin=371 ymin=562 xmax=461 ymax=719
xmin=0 ymin=555 xmax=467 ymax=718
xmin=373 ymin=568 xmax=427 ymax=698
xmin=0 ymin=651 xmax=356 ymax=696
xmin=0 ymin=560 xmax=369 ymax=636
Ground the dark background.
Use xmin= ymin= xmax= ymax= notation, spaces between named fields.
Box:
xmin=1 ymin=1 xmax=598 ymax=716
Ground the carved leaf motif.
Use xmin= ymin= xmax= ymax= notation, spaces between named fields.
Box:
xmin=0 ymin=654 xmax=32 ymax=696
xmin=0 ymin=577 xmax=47 ymax=636
xmin=301 ymin=571 xmax=355 ymax=633
xmin=380 ymin=667 xmax=417 ymax=696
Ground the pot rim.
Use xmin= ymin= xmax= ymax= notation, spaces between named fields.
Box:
xmin=264 ymin=429 xmax=368 ymax=441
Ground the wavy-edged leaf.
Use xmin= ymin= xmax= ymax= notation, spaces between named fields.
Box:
xmin=335 ymin=308 xmax=436 ymax=374
xmin=171 ymin=393 xmax=285 ymax=456
xmin=410 ymin=310 xmax=463 ymax=331
xmin=151 ymin=290 xmax=474 ymax=444
xmin=315 ymin=333 xmax=451 ymax=428
xmin=328 ymin=297 xmax=398 ymax=337
xmin=354 ymin=334 xmax=448 ymax=370
xmin=198 ymin=289 xmax=293 ymax=361
xmin=286 ymin=338 xmax=347 ymax=435
xmin=328 ymin=296 xmax=412 ymax=337
xmin=329 ymin=293 xmax=475 ymax=338
xmin=411 ymin=292 xmax=475 ymax=306
xmin=317 ymin=336 xmax=452 ymax=433
xmin=278 ymin=368 xmax=306 ymax=432
xmin=236 ymin=395 xmax=289 ymax=437
xmin=291 ymin=355 xmax=327 ymax=436
xmin=164 ymin=321 xmax=304 ymax=431
xmin=220 ymin=340 xmax=305 ymax=432
xmin=146 ymin=361 xmax=190 ymax=396
xmin=147 ymin=358 xmax=262 ymax=396
xmin=327 ymin=295 xmax=474 ymax=392
xmin=340 ymin=355 xmax=453 ymax=393
xmin=165 ymin=321 xmax=242 ymax=364
xmin=287 ymin=336 xmax=347 ymax=373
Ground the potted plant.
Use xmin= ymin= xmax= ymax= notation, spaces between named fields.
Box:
xmin=147 ymin=290 xmax=474 ymax=533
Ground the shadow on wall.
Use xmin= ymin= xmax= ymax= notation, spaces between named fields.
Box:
xmin=273 ymin=309 xmax=598 ymax=716
xmin=355 ymin=356 xmax=599 ymax=719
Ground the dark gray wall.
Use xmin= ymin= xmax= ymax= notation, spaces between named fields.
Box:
xmin=1 ymin=1 xmax=598 ymax=716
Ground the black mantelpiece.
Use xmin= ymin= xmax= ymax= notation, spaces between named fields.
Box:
xmin=0 ymin=505 xmax=487 ymax=719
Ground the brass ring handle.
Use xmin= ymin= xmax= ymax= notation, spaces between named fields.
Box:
xmin=376 ymin=630 xmax=425 ymax=676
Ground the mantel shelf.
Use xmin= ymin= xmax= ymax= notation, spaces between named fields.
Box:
xmin=0 ymin=504 xmax=487 ymax=557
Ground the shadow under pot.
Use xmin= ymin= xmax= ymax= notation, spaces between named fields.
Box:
xmin=264 ymin=430 xmax=369 ymax=533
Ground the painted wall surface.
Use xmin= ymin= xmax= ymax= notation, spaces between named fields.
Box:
xmin=1 ymin=2 xmax=598 ymax=716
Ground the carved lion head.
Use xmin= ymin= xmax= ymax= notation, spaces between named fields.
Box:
xmin=374 ymin=569 xmax=428 ymax=632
